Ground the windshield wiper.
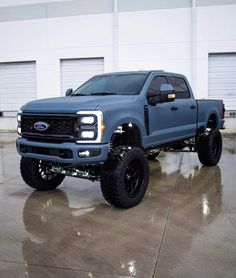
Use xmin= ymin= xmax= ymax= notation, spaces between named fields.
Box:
xmin=90 ymin=92 xmax=117 ymax=96
xmin=70 ymin=93 xmax=87 ymax=96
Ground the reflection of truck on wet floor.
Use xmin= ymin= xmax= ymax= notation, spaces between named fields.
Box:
xmin=16 ymin=71 xmax=225 ymax=208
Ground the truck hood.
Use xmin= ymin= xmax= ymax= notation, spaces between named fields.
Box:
xmin=21 ymin=95 xmax=136 ymax=113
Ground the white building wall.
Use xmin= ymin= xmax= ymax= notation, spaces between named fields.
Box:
xmin=0 ymin=13 xmax=114 ymax=100
xmin=119 ymin=8 xmax=192 ymax=80
xmin=196 ymin=4 xmax=236 ymax=99
xmin=0 ymin=0 xmax=236 ymax=131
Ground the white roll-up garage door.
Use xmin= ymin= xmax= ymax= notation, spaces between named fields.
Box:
xmin=208 ymin=53 xmax=236 ymax=110
xmin=0 ymin=61 xmax=36 ymax=111
xmin=61 ymin=58 xmax=104 ymax=95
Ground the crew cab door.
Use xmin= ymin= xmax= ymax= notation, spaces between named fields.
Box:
xmin=146 ymin=75 xmax=197 ymax=145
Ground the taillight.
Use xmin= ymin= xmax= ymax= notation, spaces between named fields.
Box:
xmin=222 ymin=103 xmax=225 ymax=119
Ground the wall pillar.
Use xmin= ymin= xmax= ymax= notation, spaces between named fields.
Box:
xmin=113 ymin=0 xmax=119 ymax=71
xmin=191 ymin=0 xmax=197 ymax=93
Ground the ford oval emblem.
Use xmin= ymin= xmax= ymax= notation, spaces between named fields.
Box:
xmin=34 ymin=121 xmax=49 ymax=131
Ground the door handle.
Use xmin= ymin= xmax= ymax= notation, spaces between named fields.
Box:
xmin=171 ymin=106 xmax=178 ymax=111
xmin=190 ymin=105 xmax=197 ymax=109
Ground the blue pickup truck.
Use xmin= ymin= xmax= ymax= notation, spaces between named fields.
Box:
xmin=16 ymin=71 xmax=225 ymax=208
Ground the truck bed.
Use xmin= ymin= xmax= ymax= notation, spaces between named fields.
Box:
xmin=196 ymin=99 xmax=224 ymax=130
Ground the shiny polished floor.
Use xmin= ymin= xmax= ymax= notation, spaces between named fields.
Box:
xmin=0 ymin=133 xmax=236 ymax=278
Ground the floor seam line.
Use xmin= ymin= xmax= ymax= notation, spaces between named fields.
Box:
xmin=151 ymin=153 xmax=184 ymax=278
xmin=0 ymin=259 xmax=133 ymax=277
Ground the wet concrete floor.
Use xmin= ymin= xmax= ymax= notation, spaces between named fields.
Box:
xmin=0 ymin=133 xmax=236 ymax=278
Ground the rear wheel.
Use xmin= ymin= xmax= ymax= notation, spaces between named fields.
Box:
xmin=20 ymin=157 xmax=65 ymax=190
xmin=101 ymin=146 xmax=149 ymax=208
xmin=197 ymin=129 xmax=222 ymax=166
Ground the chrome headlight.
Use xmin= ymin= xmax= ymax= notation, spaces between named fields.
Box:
xmin=75 ymin=111 xmax=104 ymax=143
xmin=17 ymin=109 xmax=22 ymax=135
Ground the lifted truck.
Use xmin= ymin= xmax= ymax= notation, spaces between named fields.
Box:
xmin=16 ymin=71 xmax=225 ymax=208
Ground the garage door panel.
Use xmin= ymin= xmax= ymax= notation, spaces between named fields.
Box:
xmin=208 ymin=53 xmax=236 ymax=110
xmin=0 ymin=61 xmax=36 ymax=111
xmin=209 ymin=71 xmax=236 ymax=77
xmin=208 ymin=93 xmax=236 ymax=98
xmin=1 ymin=82 xmax=36 ymax=88
xmin=0 ymin=64 xmax=35 ymax=71
xmin=208 ymin=84 xmax=236 ymax=90
xmin=61 ymin=58 xmax=104 ymax=94
xmin=62 ymin=68 xmax=104 ymax=73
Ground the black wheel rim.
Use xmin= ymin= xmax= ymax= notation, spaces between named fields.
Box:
xmin=125 ymin=160 xmax=144 ymax=197
xmin=38 ymin=160 xmax=57 ymax=180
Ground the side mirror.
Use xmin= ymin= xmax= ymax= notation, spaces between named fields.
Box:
xmin=65 ymin=88 xmax=73 ymax=96
xmin=160 ymin=84 xmax=176 ymax=102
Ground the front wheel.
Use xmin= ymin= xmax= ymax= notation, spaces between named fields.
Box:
xmin=20 ymin=157 xmax=65 ymax=190
xmin=100 ymin=146 xmax=149 ymax=208
xmin=197 ymin=129 xmax=222 ymax=166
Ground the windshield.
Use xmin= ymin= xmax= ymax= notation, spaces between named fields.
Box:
xmin=72 ymin=74 xmax=148 ymax=96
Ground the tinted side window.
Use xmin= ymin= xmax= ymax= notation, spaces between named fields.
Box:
xmin=169 ymin=77 xmax=190 ymax=99
xmin=148 ymin=76 xmax=168 ymax=102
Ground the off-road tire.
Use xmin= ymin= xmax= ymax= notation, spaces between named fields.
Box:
xmin=100 ymin=146 xmax=149 ymax=208
xmin=20 ymin=157 xmax=65 ymax=190
xmin=197 ymin=129 xmax=222 ymax=166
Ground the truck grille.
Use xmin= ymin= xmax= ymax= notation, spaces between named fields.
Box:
xmin=21 ymin=114 xmax=77 ymax=141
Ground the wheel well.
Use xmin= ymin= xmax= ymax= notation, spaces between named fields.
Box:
xmin=207 ymin=114 xmax=217 ymax=129
xmin=111 ymin=123 xmax=141 ymax=147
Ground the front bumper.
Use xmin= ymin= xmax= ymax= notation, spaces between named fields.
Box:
xmin=16 ymin=137 xmax=109 ymax=164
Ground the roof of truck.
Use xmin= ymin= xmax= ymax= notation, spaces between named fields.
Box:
xmin=97 ymin=70 xmax=185 ymax=77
